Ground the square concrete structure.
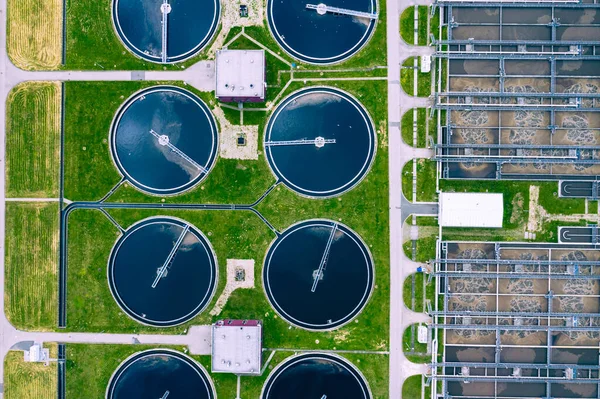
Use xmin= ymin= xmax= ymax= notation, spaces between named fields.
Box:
xmin=215 ymin=50 xmax=265 ymax=102
xmin=212 ymin=319 xmax=262 ymax=375
xmin=439 ymin=192 xmax=503 ymax=228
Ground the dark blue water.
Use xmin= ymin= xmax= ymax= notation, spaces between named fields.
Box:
xmin=113 ymin=0 xmax=219 ymax=63
xmin=264 ymin=220 xmax=373 ymax=330
xmin=263 ymin=354 xmax=370 ymax=399
xmin=268 ymin=0 xmax=376 ymax=63
xmin=111 ymin=86 xmax=218 ymax=195
xmin=107 ymin=350 xmax=214 ymax=399
xmin=108 ymin=218 xmax=217 ymax=326
xmin=265 ymin=88 xmax=375 ymax=198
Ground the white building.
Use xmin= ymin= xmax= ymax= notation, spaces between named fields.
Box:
xmin=212 ymin=320 xmax=262 ymax=375
xmin=438 ymin=192 xmax=504 ymax=228
xmin=215 ymin=50 xmax=266 ymax=103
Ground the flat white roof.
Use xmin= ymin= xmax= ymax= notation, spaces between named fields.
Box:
xmin=215 ymin=50 xmax=265 ymax=99
xmin=439 ymin=192 xmax=503 ymax=228
xmin=212 ymin=320 xmax=262 ymax=375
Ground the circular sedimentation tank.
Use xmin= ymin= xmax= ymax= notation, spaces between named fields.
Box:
xmin=267 ymin=0 xmax=377 ymax=64
xmin=106 ymin=349 xmax=215 ymax=398
xmin=110 ymin=86 xmax=218 ymax=196
xmin=108 ymin=217 xmax=217 ymax=327
xmin=263 ymin=219 xmax=374 ymax=330
xmin=264 ymin=87 xmax=376 ymax=198
xmin=112 ymin=0 xmax=220 ymax=63
xmin=261 ymin=353 xmax=371 ymax=399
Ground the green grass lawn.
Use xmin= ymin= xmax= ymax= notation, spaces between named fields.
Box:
xmin=537 ymin=219 xmax=589 ymax=243
xmin=416 ymin=159 xmax=437 ymax=202
xmin=430 ymin=6 xmax=440 ymax=41
xmin=538 ymin=182 xmax=585 ymax=215
xmin=401 ymin=158 xmax=437 ymax=202
xmin=6 ymin=81 xmax=61 ymax=198
xmin=418 ymin=6 xmax=428 ymax=46
xmin=399 ymin=6 xmax=428 ymax=45
xmin=400 ymin=6 xmax=415 ymax=44
xmin=402 ymin=160 xmax=413 ymax=199
xmin=402 ymin=108 xmax=436 ymax=148
xmin=401 ymin=57 xmax=431 ymax=97
xmin=415 ymin=236 xmax=437 ymax=263
xmin=589 ymin=200 xmax=598 ymax=214
xmin=402 ymin=323 xmax=429 ymax=363
xmin=65 ymin=344 xmax=389 ymax=398
xmin=428 ymin=109 xmax=438 ymax=147
xmin=5 ymin=202 xmax=59 ymax=331
xmin=403 ymin=271 xmax=436 ymax=314
xmin=401 ymin=109 xmax=414 ymax=145
xmin=4 ymin=344 xmax=58 ymax=399
xmin=417 ymin=57 xmax=432 ymax=97
xmin=401 ymin=58 xmax=415 ymax=95
xmin=403 ymin=374 xmax=426 ymax=398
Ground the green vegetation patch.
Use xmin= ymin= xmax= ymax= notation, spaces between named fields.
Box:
xmin=403 ymin=272 xmax=435 ymax=313
xmin=589 ymin=200 xmax=598 ymax=215
xmin=538 ymin=182 xmax=585 ymax=215
xmin=537 ymin=219 xmax=589 ymax=243
xmin=402 ymin=323 xmax=429 ymax=363
xmin=416 ymin=159 xmax=437 ymax=202
xmin=5 ymin=202 xmax=59 ymax=330
xmin=401 ymin=58 xmax=415 ymax=96
xmin=400 ymin=6 xmax=415 ymax=44
xmin=401 ymin=108 xmax=436 ymax=148
xmin=5 ymin=344 xmax=58 ymax=399
xmin=418 ymin=6 xmax=428 ymax=46
xmin=403 ymin=374 xmax=428 ymax=398
xmin=402 ymin=160 xmax=413 ymax=200
xmin=400 ymin=6 xmax=428 ymax=45
xmin=401 ymin=159 xmax=437 ymax=202
xmin=6 ymin=81 xmax=61 ymax=198
xmin=401 ymin=109 xmax=414 ymax=146
xmin=401 ymin=57 xmax=431 ymax=97
xmin=414 ymin=236 xmax=437 ymax=263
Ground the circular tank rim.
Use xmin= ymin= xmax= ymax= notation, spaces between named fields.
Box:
xmin=260 ymin=352 xmax=373 ymax=399
xmin=266 ymin=0 xmax=378 ymax=65
xmin=105 ymin=348 xmax=216 ymax=399
xmin=262 ymin=218 xmax=375 ymax=331
xmin=263 ymin=86 xmax=377 ymax=199
xmin=107 ymin=216 xmax=219 ymax=327
xmin=111 ymin=0 xmax=221 ymax=64
xmin=109 ymin=85 xmax=219 ymax=196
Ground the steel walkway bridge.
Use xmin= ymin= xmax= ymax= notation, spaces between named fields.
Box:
xmin=305 ymin=3 xmax=378 ymax=19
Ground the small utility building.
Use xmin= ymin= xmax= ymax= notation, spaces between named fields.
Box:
xmin=212 ymin=319 xmax=262 ymax=375
xmin=215 ymin=50 xmax=265 ymax=102
xmin=439 ymin=192 xmax=503 ymax=228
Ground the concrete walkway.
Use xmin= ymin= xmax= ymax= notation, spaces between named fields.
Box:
xmin=8 ymin=326 xmax=212 ymax=355
xmin=388 ymin=0 xmax=437 ymax=396
xmin=1 ymin=60 xmax=216 ymax=92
